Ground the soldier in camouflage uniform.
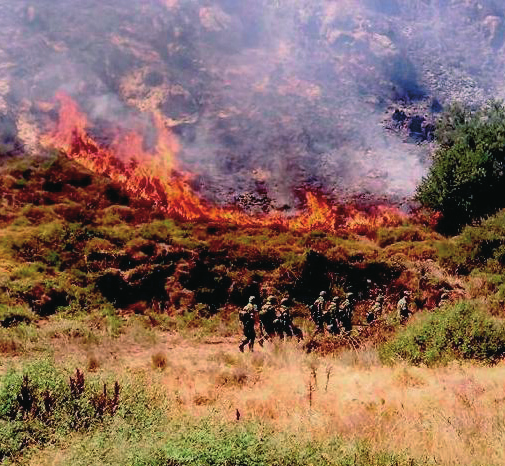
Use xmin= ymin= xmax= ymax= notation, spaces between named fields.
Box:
xmin=312 ymin=291 xmax=327 ymax=334
xmin=279 ymin=297 xmax=303 ymax=341
xmin=259 ymin=295 xmax=277 ymax=343
xmin=326 ymin=296 xmax=341 ymax=335
xmin=239 ymin=296 xmax=258 ymax=352
xmin=340 ymin=292 xmax=354 ymax=332
xmin=367 ymin=294 xmax=384 ymax=324
xmin=397 ymin=291 xmax=411 ymax=324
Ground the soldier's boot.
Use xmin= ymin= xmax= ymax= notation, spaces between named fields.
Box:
xmin=239 ymin=343 xmax=245 ymax=353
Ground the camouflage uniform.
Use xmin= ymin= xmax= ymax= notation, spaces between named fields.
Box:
xmin=326 ymin=297 xmax=340 ymax=334
xmin=340 ymin=292 xmax=354 ymax=332
xmin=279 ymin=298 xmax=303 ymax=340
xmin=259 ymin=296 xmax=277 ymax=342
xmin=239 ymin=296 xmax=257 ymax=352
xmin=397 ymin=292 xmax=410 ymax=323
xmin=312 ymin=291 xmax=327 ymax=333
xmin=367 ymin=294 xmax=383 ymax=324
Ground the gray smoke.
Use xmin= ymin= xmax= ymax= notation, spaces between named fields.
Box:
xmin=1 ymin=0 xmax=504 ymax=209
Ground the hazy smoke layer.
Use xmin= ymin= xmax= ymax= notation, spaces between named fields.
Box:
xmin=1 ymin=0 xmax=505 ymax=209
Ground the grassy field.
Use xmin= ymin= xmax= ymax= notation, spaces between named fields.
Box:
xmin=1 ymin=320 xmax=505 ymax=466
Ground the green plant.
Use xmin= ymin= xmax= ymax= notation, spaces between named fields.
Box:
xmin=0 ymin=361 xmax=122 ymax=460
xmin=380 ymin=301 xmax=505 ymax=366
xmin=417 ymin=100 xmax=505 ymax=233
xmin=0 ymin=305 xmax=36 ymax=328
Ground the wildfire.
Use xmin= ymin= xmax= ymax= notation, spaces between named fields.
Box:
xmin=41 ymin=93 xmax=412 ymax=234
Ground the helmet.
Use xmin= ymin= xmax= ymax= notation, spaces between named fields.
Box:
xmin=320 ymin=291 xmax=327 ymax=297
xmin=332 ymin=296 xmax=339 ymax=303
xmin=346 ymin=292 xmax=353 ymax=297
xmin=403 ymin=290 xmax=410 ymax=296
xmin=249 ymin=296 xmax=256 ymax=302
xmin=267 ymin=295 xmax=275 ymax=302
xmin=281 ymin=298 xmax=289 ymax=305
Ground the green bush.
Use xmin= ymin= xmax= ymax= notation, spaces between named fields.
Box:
xmin=0 ymin=305 xmax=36 ymax=328
xmin=417 ymin=101 xmax=505 ymax=232
xmin=129 ymin=419 xmax=427 ymax=466
xmin=380 ymin=301 xmax=505 ymax=366
xmin=0 ymin=361 xmax=122 ymax=460
xmin=64 ymin=416 xmax=429 ymax=466
xmin=436 ymin=210 xmax=505 ymax=274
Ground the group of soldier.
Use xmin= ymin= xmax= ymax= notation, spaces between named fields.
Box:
xmin=239 ymin=296 xmax=303 ymax=352
xmin=238 ymin=289 xmax=413 ymax=352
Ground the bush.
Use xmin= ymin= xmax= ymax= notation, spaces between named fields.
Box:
xmin=417 ymin=101 xmax=505 ymax=233
xmin=436 ymin=210 xmax=505 ymax=274
xmin=0 ymin=361 xmax=121 ymax=460
xmin=380 ymin=301 xmax=505 ymax=366
xmin=151 ymin=352 xmax=168 ymax=370
xmin=0 ymin=305 xmax=36 ymax=328
xmin=133 ymin=419 xmax=427 ymax=466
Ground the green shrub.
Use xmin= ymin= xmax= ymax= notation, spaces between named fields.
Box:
xmin=417 ymin=101 xmax=505 ymax=233
xmin=376 ymin=226 xmax=427 ymax=248
xmin=0 ymin=305 xmax=36 ymax=328
xmin=380 ymin=301 xmax=505 ymax=366
xmin=436 ymin=210 xmax=505 ymax=274
xmin=0 ymin=361 xmax=122 ymax=460
xmin=139 ymin=220 xmax=178 ymax=242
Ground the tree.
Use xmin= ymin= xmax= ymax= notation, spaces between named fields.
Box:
xmin=416 ymin=101 xmax=505 ymax=233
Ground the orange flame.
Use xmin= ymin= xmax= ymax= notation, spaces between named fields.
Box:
xmin=41 ymin=93 xmax=414 ymax=234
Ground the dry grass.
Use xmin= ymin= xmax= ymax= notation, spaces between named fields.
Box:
xmin=86 ymin=353 xmax=100 ymax=372
xmin=3 ymin=329 xmax=505 ymax=465
xmin=151 ymin=351 xmax=168 ymax=370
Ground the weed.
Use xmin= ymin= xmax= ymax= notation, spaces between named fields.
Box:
xmin=151 ymin=352 xmax=168 ymax=370
xmin=87 ymin=354 xmax=100 ymax=372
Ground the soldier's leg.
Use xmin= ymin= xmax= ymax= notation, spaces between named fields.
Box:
xmin=239 ymin=326 xmax=251 ymax=352
xmin=248 ymin=330 xmax=256 ymax=351
xmin=239 ymin=333 xmax=248 ymax=352
xmin=293 ymin=326 xmax=303 ymax=341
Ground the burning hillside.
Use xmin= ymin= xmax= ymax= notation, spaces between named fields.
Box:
xmin=41 ymin=91 xmax=413 ymax=234
xmin=1 ymin=0 xmax=505 ymax=212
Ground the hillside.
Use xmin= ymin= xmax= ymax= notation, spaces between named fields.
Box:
xmin=3 ymin=149 xmax=505 ymax=463
xmin=4 ymin=1 xmax=505 ymax=463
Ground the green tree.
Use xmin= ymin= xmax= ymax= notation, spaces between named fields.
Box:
xmin=417 ymin=101 xmax=505 ymax=233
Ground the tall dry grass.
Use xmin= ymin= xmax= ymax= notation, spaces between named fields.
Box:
xmin=5 ymin=330 xmax=505 ymax=465
xmin=128 ymin=338 xmax=505 ymax=466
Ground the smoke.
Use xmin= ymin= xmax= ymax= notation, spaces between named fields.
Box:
xmin=1 ymin=0 xmax=505 ymax=208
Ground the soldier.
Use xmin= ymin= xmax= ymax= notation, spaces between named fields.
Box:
xmin=340 ymin=292 xmax=354 ymax=332
xmin=326 ymin=296 xmax=340 ymax=334
xmin=239 ymin=296 xmax=257 ymax=352
xmin=397 ymin=291 xmax=411 ymax=323
xmin=279 ymin=297 xmax=303 ymax=341
xmin=259 ymin=295 xmax=277 ymax=342
xmin=367 ymin=294 xmax=384 ymax=324
xmin=312 ymin=291 xmax=327 ymax=333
